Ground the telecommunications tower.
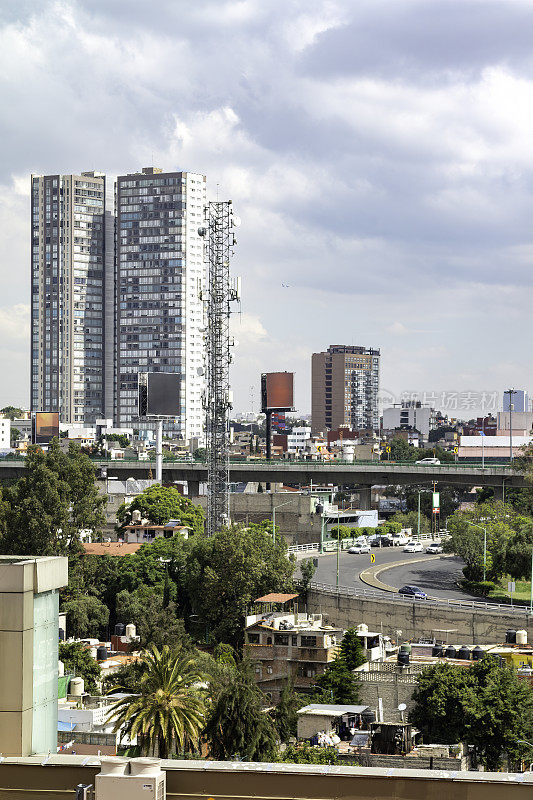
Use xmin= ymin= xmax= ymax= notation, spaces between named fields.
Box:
xmin=199 ymin=201 xmax=240 ymax=536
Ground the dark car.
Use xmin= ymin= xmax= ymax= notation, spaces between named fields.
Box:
xmin=398 ymin=584 xmax=428 ymax=599
xmin=371 ymin=535 xmax=393 ymax=547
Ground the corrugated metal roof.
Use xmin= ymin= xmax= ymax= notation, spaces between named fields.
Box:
xmin=297 ymin=704 xmax=369 ymax=716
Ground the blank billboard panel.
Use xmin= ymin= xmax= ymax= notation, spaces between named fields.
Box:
xmin=261 ymin=372 xmax=294 ymax=411
xmin=138 ymin=373 xmax=181 ymax=418
xmin=33 ymin=412 xmax=60 ymax=445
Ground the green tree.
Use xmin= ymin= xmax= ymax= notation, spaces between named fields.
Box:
xmin=61 ymin=594 xmax=110 ymax=639
xmin=59 ymin=641 xmax=102 ymax=694
xmin=411 ymin=657 xmax=533 ymax=770
xmin=390 ymin=510 xmax=431 ymax=534
xmin=0 ymin=441 xmax=105 ymax=556
xmin=10 ymin=427 xmax=21 ymax=446
xmin=116 ymin=589 xmax=191 ymax=650
xmin=184 ymin=522 xmax=295 ymax=646
xmin=277 ymin=742 xmax=341 ymax=764
xmin=388 ymin=437 xmax=416 ymax=462
xmin=339 ymin=628 xmax=366 ymax=671
xmin=204 ymin=658 xmax=277 ymax=761
xmin=503 ymin=521 xmax=533 ymax=581
xmin=272 ymin=678 xmax=300 ymax=743
xmin=0 ymin=406 xmax=23 ymax=420
xmin=331 ymin=525 xmax=352 ymax=540
xmin=299 ymin=558 xmax=317 ymax=592
xmin=102 ymin=659 xmax=147 ymax=694
xmin=108 ymin=644 xmax=206 ymax=758
xmin=117 ymin=484 xmax=204 ymax=536
xmin=312 ymin=657 xmax=360 ymax=704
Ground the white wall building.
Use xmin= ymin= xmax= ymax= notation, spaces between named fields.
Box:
xmin=382 ymin=403 xmax=437 ymax=439
xmin=287 ymin=427 xmax=312 ymax=454
xmin=0 ymin=417 xmax=10 ymax=449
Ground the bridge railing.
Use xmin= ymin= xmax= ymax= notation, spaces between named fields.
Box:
xmin=308 ymin=580 xmax=533 ymax=615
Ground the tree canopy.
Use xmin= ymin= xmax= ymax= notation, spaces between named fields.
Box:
xmin=411 ymin=657 xmax=533 ymax=770
xmin=59 ymin=641 xmax=102 ymax=694
xmin=116 ymin=484 xmax=204 ymax=535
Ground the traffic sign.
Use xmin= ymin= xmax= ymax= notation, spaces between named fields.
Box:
xmin=370 ymin=553 xmax=375 ymax=564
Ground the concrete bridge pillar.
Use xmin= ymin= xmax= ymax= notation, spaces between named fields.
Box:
xmin=492 ymin=483 xmax=505 ymax=503
xmin=358 ymin=487 xmax=372 ymax=510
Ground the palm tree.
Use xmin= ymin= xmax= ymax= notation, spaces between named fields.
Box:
xmin=108 ymin=644 xmax=206 ymax=758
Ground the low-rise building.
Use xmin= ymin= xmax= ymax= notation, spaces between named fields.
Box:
xmin=124 ymin=522 xmax=190 ymax=543
xmin=244 ymin=594 xmax=343 ymax=703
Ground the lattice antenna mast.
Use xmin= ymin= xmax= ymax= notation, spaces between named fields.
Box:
xmin=200 ymin=201 xmax=239 ymax=536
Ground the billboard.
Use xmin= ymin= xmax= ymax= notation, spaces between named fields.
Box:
xmin=32 ymin=412 xmax=60 ymax=445
xmin=138 ymin=372 xmax=182 ymax=418
xmin=261 ymin=372 xmax=294 ymax=412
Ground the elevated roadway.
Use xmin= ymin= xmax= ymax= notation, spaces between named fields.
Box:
xmin=0 ymin=457 xmax=524 ymax=491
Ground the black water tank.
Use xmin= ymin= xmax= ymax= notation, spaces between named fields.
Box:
xmin=58 ymin=628 xmax=65 ymax=641
xmin=398 ymin=650 xmax=410 ymax=666
xmin=445 ymin=645 xmax=457 ymax=659
xmin=399 ymin=643 xmax=412 ymax=653
xmin=115 ymin=623 xmax=125 ymax=636
xmin=432 ymin=644 xmax=444 ymax=657
xmin=361 ymin=709 xmax=376 ymax=728
xmin=506 ymin=629 xmax=517 ymax=644
xmin=96 ymin=646 xmax=108 ymax=661
xmin=458 ymin=646 xmax=471 ymax=660
xmin=472 ymin=646 xmax=484 ymax=661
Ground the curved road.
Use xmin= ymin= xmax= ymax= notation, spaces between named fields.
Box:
xmin=310 ymin=547 xmax=480 ymax=601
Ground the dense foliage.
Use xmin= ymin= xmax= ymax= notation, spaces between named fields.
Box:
xmin=0 ymin=441 xmax=105 ymax=556
xmin=116 ymin=484 xmax=204 ymax=535
xmin=411 ymin=657 xmax=533 ymax=770
xmin=312 ymin=656 xmax=361 ymax=704
xmin=59 ymin=641 xmax=102 ymax=694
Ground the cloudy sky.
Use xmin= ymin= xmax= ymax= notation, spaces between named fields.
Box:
xmin=1 ymin=0 xmax=532 ymax=417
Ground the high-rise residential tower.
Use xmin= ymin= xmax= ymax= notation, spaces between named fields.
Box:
xmin=30 ymin=173 xmax=113 ymax=423
xmin=311 ymin=344 xmax=380 ymax=434
xmin=115 ymin=168 xmax=206 ymax=439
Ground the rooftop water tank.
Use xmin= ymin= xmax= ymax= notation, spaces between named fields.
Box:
xmin=357 ymin=623 xmax=369 ymax=634
xmin=445 ymin=645 xmax=457 ymax=659
xmin=399 ymin=643 xmax=412 ymax=653
xmin=90 ymin=647 xmax=98 ymax=659
xmin=506 ymin=629 xmax=517 ymax=644
xmin=115 ymin=623 xmax=126 ymax=636
xmin=70 ymin=677 xmax=84 ymax=696
xmin=458 ymin=646 xmax=471 ymax=660
xmin=96 ymin=646 xmax=108 ymax=661
xmin=516 ymin=630 xmax=528 ymax=645
xmin=361 ymin=709 xmax=376 ymax=728
xmin=126 ymin=623 xmax=137 ymax=639
xmin=432 ymin=644 xmax=444 ymax=657
xmin=472 ymin=645 xmax=484 ymax=661
xmin=397 ymin=650 xmax=410 ymax=666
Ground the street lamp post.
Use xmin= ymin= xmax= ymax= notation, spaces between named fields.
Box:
xmin=505 ymin=389 xmax=517 ymax=463
xmin=466 ymin=521 xmax=487 ymax=582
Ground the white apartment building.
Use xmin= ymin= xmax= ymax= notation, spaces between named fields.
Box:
xmin=382 ymin=402 xmax=437 ymax=439
xmin=287 ymin=427 xmax=312 ymax=454
xmin=0 ymin=417 xmax=10 ymax=449
xmin=30 ymin=173 xmax=114 ymax=424
xmin=115 ymin=168 xmax=206 ymax=440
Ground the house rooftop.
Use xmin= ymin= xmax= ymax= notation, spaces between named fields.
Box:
xmin=297 ymin=704 xmax=369 ymax=716
xmin=83 ymin=542 xmax=141 ymax=556
xmin=255 ymin=593 xmax=299 ymax=603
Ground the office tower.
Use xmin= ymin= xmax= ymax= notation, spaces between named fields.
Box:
xmin=115 ymin=168 xmax=206 ymax=439
xmin=502 ymin=389 xmax=530 ymax=413
xmin=311 ymin=344 xmax=380 ymax=434
xmin=31 ymin=173 xmax=113 ymax=423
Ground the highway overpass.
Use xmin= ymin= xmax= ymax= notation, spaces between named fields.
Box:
xmin=0 ymin=457 xmax=525 ymax=495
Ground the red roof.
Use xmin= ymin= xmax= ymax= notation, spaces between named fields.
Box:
xmin=255 ymin=593 xmax=299 ymax=603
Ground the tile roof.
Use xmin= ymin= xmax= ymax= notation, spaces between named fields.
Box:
xmin=254 ymin=593 xmax=299 ymax=603
xmin=82 ymin=542 xmax=141 ymax=556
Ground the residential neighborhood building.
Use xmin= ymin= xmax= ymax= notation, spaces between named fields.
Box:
xmin=311 ymin=345 xmax=380 ymax=434
xmin=0 ymin=416 xmax=10 ymax=448
xmin=382 ymin=401 xmax=437 ymax=439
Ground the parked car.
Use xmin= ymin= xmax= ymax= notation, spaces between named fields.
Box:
xmin=391 ymin=533 xmax=409 ymax=546
xmin=398 ymin=584 xmax=428 ymax=599
xmin=403 ymin=540 xmax=423 ymax=553
xmin=348 ymin=543 xmax=371 ymax=554
xmin=415 ymin=457 xmax=441 ymax=465
xmin=426 ymin=542 xmax=443 ymax=554
xmin=371 ymin=535 xmax=393 ymax=547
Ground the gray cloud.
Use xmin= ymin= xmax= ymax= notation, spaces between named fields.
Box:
xmin=0 ymin=0 xmax=531 ymax=414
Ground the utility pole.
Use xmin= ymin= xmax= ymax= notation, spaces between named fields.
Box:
xmin=200 ymin=202 xmax=240 ymax=536
xmin=505 ymin=388 xmax=517 ymax=463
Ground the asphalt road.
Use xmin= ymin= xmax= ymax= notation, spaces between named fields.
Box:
xmin=310 ymin=546 xmax=480 ymax=601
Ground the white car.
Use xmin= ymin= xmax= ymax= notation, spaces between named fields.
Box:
xmin=348 ymin=543 xmax=371 ymax=554
xmin=403 ymin=541 xmax=423 ymax=553
xmin=426 ymin=542 xmax=443 ymax=554
xmin=391 ymin=534 xmax=409 ymax=546
xmin=415 ymin=457 xmax=441 ymax=465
